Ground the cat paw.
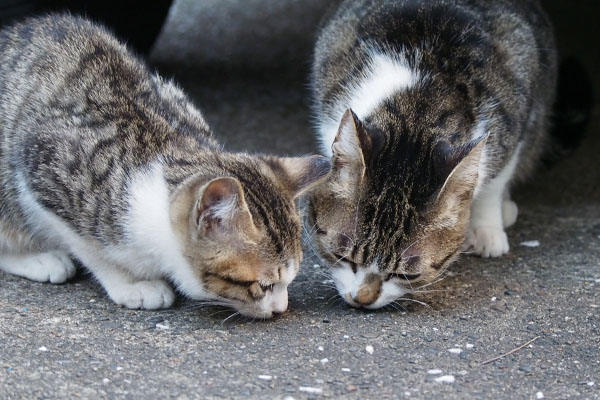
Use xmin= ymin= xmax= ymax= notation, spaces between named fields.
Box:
xmin=110 ymin=280 xmax=175 ymax=310
xmin=502 ymin=199 xmax=518 ymax=228
xmin=464 ymin=226 xmax=509 ymax=258
xmin=0 ymin=251 xmax=76 ymax=283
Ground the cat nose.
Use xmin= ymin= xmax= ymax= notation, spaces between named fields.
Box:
xmin=353 ymin=273 xmax=382 ymax=307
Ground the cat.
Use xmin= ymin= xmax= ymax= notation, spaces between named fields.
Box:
xmin=0 ymin=14 xmax=331 ymax=318
xmin=308 ymin=0 xmax=556 ymax=309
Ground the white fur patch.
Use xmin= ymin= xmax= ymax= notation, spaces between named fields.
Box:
xmin=318 ymin=51 xmax=420 ymax=156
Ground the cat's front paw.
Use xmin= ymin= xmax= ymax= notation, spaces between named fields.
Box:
xmin=110 ymin=280 xmax=175 ymax=309
xmin=0 ymin=251 xmax=77 ymax=283
xmin=464 ymin=226 xmax=509 ymax=258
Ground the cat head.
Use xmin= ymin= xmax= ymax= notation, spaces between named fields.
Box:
xmin=308 ymin=109 xmax=486 ymax=309
xmin=171 ymin=155 xmax=331 ymax=318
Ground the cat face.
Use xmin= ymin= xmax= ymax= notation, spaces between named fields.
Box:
xmin=172 ymin=155 xmax=331 ymax=318
xmin=308 ymin=109 xmax=485 ymax=309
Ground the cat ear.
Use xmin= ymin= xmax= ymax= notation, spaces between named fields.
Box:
xmin=332 ymin=109 xmax=373 ymax=169
xmin=196 ymin=177 xmax=254 ymax=234
xmin=264 ymin=155 xmax=332 ymax=198
xmin=434 ymin=136 xmax=488 ymax=215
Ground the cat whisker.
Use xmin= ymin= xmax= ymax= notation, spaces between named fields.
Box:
xmin=396 ymin=297 xmax=430 ymax=308
xmin=220 ymin=311 xmax=241 ymax=326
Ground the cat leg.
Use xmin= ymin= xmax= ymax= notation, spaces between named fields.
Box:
xmin=0 ymin=251 xmax=76 ymax=283
xmin=464 ymin=145 xmax=522 ymax=258
xmin=81 ymin=256 xmax=175 ymax=309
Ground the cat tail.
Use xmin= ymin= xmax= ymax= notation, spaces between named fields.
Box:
xmin=544 ymin=57 xmax=595 ymax=166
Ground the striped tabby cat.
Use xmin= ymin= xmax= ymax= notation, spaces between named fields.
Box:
xmin=0 ymin=14 xmax=330 ymax=318
xmin=309 ymin=0 xmax=556 ymax=308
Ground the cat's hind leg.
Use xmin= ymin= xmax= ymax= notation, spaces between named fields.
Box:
xmin=502 ymin=192 xmax=518 ymax=228
xmin=0 ymin=251 xmax=76 ymax=283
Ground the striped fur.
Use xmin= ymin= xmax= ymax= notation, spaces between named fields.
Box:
xmin=0 ymin=14 xmax=330 ymax=318
xmin=309 ymin=0 xmax=557 ymax=309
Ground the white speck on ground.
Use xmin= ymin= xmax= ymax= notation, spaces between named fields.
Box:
xmin=342 ymin=368 xmax=351 ymax=372
xmin=38 ymin=346 xmax=47 ymax=352
xmin=283 ymin=397 xmax=296 ymax=400
xmin=449 ymin=348 xmax=463 ymax=354
xmin=318 ymin=346 xmax=324 ymax=351
xmin=320 ymin=358 xmax=328 ymax=364
xmin=491 ymin=296 xmax=497 ymax=302
xmin=258 ymin=375 xmax=272 ymax=380
xmin=343 ymin=335 xmax=349 ymax=339
xmin=435 ymin=375 xmax=455 ymax=383
xmin=365 ymin=345 xmax=374 ymax=354
xmin=312 ymin=264 xmax=320 ymax=268
xmin=536 ymin=391 xmax=544 ymax=399
xmin=299 ymin=387 xmax=323 ymax=394
xmin=427 ymin=369 xmax=442 ymax=375
xmin=102 ymin=378 xmax=110 ymax=384
xmin=116 ymin=367 xmax=122 ymax=371
xmin=404 ymin=391 xmax=411 ymax=396
xmin=588 ymin=381 xmax=595 ymax=386
xmin=521 ymin=240 xmax=540 ymax=247
xmin=466 ymin=343 xmax=474 ymax=349
xmin=155 ymin=321 xmax=170 ymax=330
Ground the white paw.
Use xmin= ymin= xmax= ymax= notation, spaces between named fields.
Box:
xmin=0 ymin=251 xmax=76 ymax=283
xmin=464 ymin=226 xmax=509 ymax=258
xmin=502 ymin=199 xmax=518 ymax=228
xmin=110 ymin=280 xmax=175 ymax=310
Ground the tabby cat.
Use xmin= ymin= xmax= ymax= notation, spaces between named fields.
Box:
xmin=309 ymin=0 xmax=556 ymax=308
xmin=0 ymin=14 xmax=330 ymax=318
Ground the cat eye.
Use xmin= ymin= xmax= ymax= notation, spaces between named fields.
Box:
xmin=384 ymin=272 xmax=421 ymax=282
xmin=332 ymin=253 xmax=357 ymax=273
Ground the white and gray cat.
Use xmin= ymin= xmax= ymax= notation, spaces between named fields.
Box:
xmin=0 ymin=14 xmax=330 ymax=318
xmin=308 ymin=0 xmax=557 ymax=308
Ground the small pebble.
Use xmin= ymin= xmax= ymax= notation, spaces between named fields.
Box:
xmin=404 ymin=391 xmax=411 ymax=397
xmin=491 ymin=297 xmax=497 ymax=302
xmin=102 ymin=378 xmax=110 ymax=384
xmin=448 ymin=348 xmax=463 ymax=354
xmin=342 ymin=368 xmax=351 ymax=372
xmin=347 ymin=385 xmax=357 ymax=391
xmin=435 ymin=375 xmax=455 ymax=383
xmin=520 ymin=240 xmax=540 ymax=248
xmin=588 ymin=382 xmax=595 ymax=387
xmin=299 ymin=387 xmax=323 ymax=394
xmin=343 ymin=335 xmax=350 ymax=339
xmin=427 ymin=369 xmax=442 ymax=375
xmin=312 ymin=264 xmax=320 ymax=268
xmin=465 ymin=343 xmax=474 ymax=349
xmin=258 ymin=375 xmax=272 ymax=381
xmin=320 ymin=358 xmax=329 ymax=364
xmin=536 ymin=391 xmax=544 ymax=399
xmin=365 ymin=345 xmax=374 ymax=354
xmin=318 ymin=346 xmax=324 ymax=351
xmin=38 ymin=346 xmax=48 ymax=352
xmin=156 ymin=321 xmax=170 ymax=330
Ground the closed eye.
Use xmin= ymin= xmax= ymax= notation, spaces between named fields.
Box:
xmin=259 ymin=283 xmax=274 ymax=292
xmin=332 ymin=253 xmax=357 ymax=273
xmin=384 ymin=272 xmax=421 ymax=282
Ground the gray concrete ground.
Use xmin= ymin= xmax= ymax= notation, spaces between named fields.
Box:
xmin=1 ymin=1 xmax=599 ymax=399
